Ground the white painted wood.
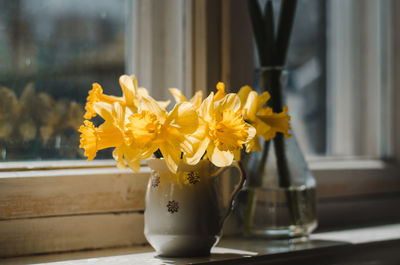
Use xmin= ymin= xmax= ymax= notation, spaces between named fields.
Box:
xmin=0 ymin=213 xmax=146 ymax=258
xmin=312 ymin=223 xmax=400 ymax=244
xmin=129 ymin=0 xmax=153 ymax=92
xmin=0 ymin=168 xmax=149 ymax=219
xmin=1 ymin=246 xmax=154 ymax=265
xmin=0 ymin=160 xmax=117 ymax=171
xmin=221 ymin=0 xmax=230 ymax=87
xmin=193 ymin=0 xmax=208 ymax=94
xmin=184 ymin=0 xmax=193 ymax=97
xmin=126 ymin=0 xmax=192 ymax=102
xmin=0 ymin=160 xmax=398 ymax=219
xmin=310 ymin=159 xmax=400 ymax=198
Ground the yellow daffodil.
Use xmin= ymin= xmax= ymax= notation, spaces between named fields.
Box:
xmin=83 ymin=83 xmax=124 ymax=119
xmin=169 ymin=88 xmax=203 ymax=110
xmin=79 ymin=101 xmax=143 ymax=171
xmin=79 ymin=74 xmax=289 ymax=174
xmin=125 ymin=95 xmax=199 ymax=173
xmin=83 ymin=75 xmax=169 ymax=120
xmin=138 ymin=86 xmax=170 ymax=109
xmin=258 ymin=106 xmax=291 ymax=139
xmin=185 ymin=92 xmax=255 ymax=168
xmin=238 ymin=85 xmax=291 ymax=152
xmin=119 ymin=75 xmax=170 ymax=110
xmin=78 ymin=120 xmax=98 ymax=161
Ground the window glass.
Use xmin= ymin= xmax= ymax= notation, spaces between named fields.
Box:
xmin=283 ymin=0 xmax=327 ymax=156
xmin=255 ymin=0 xmax=390 ymax=158
xmin=0 ymin=0 xmax=126 ymax=161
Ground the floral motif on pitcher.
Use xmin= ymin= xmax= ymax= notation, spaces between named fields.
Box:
xmin=167 ymin=200 xmax=179 ymax=213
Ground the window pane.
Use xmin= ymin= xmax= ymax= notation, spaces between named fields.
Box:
xmin=283 ymin=0 xmax=327 ymax=156
xmin=0 ymin=0 xmax=126 ymax=161
xmin=256 ymin=0 xmax=390 ymax=159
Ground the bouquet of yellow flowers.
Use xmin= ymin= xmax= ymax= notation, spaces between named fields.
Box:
xmin=78 ymin=75 xmax=290 ymax=173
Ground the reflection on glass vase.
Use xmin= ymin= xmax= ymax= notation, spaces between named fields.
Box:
xmin=241 ymin=134 xmax=317 ymax=238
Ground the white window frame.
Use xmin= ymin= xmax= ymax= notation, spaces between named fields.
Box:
xmin=1 ymin=0 xmax=399 ymax=258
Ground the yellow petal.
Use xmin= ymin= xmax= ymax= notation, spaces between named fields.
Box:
xmin=126 ymin=110 xmax=161 ymax=148
xmin=112 ymin=102 xmax=125 ymax=125
xmin=113 ymin=143 xmax=151 ymax=172
xmin=184 ymin=136 xmax=210 ymax=165
xmin=119 ymin=75 xmax=137 ymax=108
xmin=84 ymin=83 xmax=124 ymax=119
xmin=137 ymin=87 xmax=149 ymax=97
xmin=160 ymin=143 xmax=182 ymax=173
xmin=96 ymin=124 xmax=124 ymax=150
xmin=243 ymin=91 xmax=258 ymax=120
xmin=78 ymin=120 xmax=97 ymax=161
xmin=93 ymin=102 xmax=125 ymax=133
xmin=246 ymin=123 xmax=256 ymax=141
xmin=123 ymin=146 xmax=143 ymax=173
xmin=164 ymin=126 xmax=193 ymax=155
xmin=245 ymin=137 xmax=262 ymax=153
xmin=238 ymin=85 xmax=252 ymax=107
xmin=157 ymin=100 xmax=170 ymax=109
xmin=215 ymin=93 xmax=241 ymax=113
xmin=210 ymin=109 xmax=249 ymax=151
xmin=127 ymin=159 xmax=141 ymax=173
xmin=169 ymin=88 xmax=188 ymax=103
xmin=214 ymin=82 xmax=226 ymax=101
xmin=113 ymin=148 xmax=127 ymax=169
xmin=253 ymin=117 xmax=271 ymax=136
xmin=233 ymin=148 xmax=241 ymax=161
xmin=198 ymin=92 xmax=214 ymax=123
xmin=166 ymin=102 xmax=198 ymax=134
xmin=208 ymin=143 xmax=234 ymax=167
xmin=258 ymin=106 xmax=291 ymax=140
xmin=257 ymin=91 xmax=271 ymax=110
xmin=139 ymin=95 xmax=167 ymax=122
xmin=93 ymin=102 xmax=114 ymax=122
xmin=190 ymin=91 xmax=203 ymax=109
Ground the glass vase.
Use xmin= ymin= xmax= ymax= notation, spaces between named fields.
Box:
xmin=238 ymin=67 xmax=317 ymax=238
xmin=240 ymin=134 xmax=317 ymax=238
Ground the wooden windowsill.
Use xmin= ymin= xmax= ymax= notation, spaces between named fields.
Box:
xmin=2 ymin=223 xmax=400 ymax=265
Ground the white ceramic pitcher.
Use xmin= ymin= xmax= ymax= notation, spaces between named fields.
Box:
xmin=144 ymin=159 xmax=245 ymax=257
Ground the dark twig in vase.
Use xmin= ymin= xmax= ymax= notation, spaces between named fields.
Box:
xmin=246 ymin=0 xmax=300 ymax=228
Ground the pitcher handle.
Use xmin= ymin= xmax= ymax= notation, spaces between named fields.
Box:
xmin=212 ymin=161 xmax=246 ymax=227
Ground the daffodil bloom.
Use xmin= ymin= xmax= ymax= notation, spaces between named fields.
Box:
xmin=79 ymin=101 xmax=143 ymax=171
xmin=83 ymin=83 xmax=125 ymax=119
xmin=125 ymin=95 xmax=199 ymax=173
xmin=83 ymin=75 xmax=169 ymax=120
xmin=169 ymin=88 xmax=203 ymax=110
xmin=119 ymin=75 xmax=170 ymax=110
xmin=238 ymin=85 xmax=291 ymax=152
xmin=258 ymin=106 xmax=291 ymax=139
xmin=185 ymin=92 xmax=255 ymax=168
